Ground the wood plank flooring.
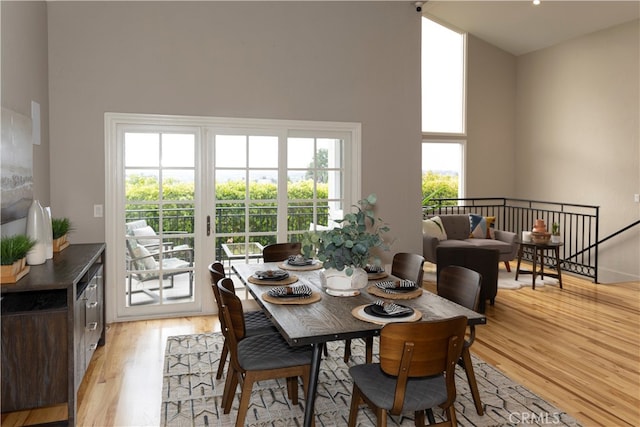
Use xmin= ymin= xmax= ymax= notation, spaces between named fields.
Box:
xmin=2 ymin=264 xmax=638 ymax=426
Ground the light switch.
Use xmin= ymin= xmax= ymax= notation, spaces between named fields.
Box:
xmin=94 ymin=204 xmax=103 ymax=217
xmin=635 ymin=194 xmax=640 ymax=203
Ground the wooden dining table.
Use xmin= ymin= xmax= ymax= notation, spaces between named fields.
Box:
xmin=232 ymin=262 xmax=486 ymax=427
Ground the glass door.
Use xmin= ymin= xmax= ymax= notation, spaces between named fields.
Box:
xmin=123 ymin=130 xmax=198 ymax=311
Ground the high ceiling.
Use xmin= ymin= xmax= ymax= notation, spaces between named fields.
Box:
xmin=422 ymin=1 xmax=640 ymax=56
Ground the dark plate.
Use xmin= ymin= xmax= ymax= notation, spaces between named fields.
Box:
xmin=287 ymin=259 xmax=315 ymax=266
xmin=380 ymin=286 xmax=418 ymax=293
xmin=254 ymin=270 xmax=289 ymax=280
xmin=364 ymin=304 xmax=414 ymax=318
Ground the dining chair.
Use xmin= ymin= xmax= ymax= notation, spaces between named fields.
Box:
xmin=436 ymin=265 xmax=484 ymax=416
xmin=344 ymin=252 xmax=426 ymax=364
xmin=262 ymin=242 xmax=302 ymax=262
xmin=391 ymin=252 xmax=426 ymax=285
xmin=217 ymin=281 xmax=314 ymax=427
xmin=208 ymin=266 xmax=276 ymax=379
xmin=347 ymin=317 xmax=468 ymax=427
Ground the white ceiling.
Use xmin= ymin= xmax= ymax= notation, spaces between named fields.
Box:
xmin=422 ymin=0 xmax=640 ymax=56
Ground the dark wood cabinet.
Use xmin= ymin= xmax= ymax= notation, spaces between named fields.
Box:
xmin=1 ymin=243 xmax=106 ymax=426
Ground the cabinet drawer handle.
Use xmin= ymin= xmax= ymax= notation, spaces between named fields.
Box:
xmin=88 ymin=343 xmax=98 ymax=351
xmin=87 ymin=322 xmax=98 ymax=331
xmin=87 ymin=302 xmax=98 ymax=309
xmin=88 ymin=283 xmax=97 ymax=290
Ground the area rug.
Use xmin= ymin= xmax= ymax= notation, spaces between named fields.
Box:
xmin=161 ymin=333 xmax=581 ymax=427
xmin=423 ymin=269 xmax=559 ymax=290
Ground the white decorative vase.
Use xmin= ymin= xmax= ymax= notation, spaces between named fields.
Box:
xmin=26 ymin=200 xmax=46 ymax=265
xmin=321 ymin=267 xmax=368 ymax=297
xmin=551 ymin=235 xmax=562 ymax=244
xmin=43 ymin=206 xmax=53 ymax=259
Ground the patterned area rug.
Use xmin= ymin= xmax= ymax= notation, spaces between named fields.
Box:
xmin=161 ymin=333 xmax=581 ymax=427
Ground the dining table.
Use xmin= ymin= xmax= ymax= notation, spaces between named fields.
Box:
xmin=232 ymin=262 xmax=487 ymax=427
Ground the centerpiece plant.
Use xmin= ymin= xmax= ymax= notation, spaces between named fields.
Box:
xmin=301 ymin=194 xmax=390 ymax=277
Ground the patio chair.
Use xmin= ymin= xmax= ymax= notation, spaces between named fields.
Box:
xmin=217 ymin=280 xmax=313 ymax=426
xmin=347 ymin=317 xmax=468 ymax=427
xmin=125 ymin=219 xmax=188 ymax=252
xmin=262 ymin=242 xmax=302 ymax=262
xmin=208 ymin=268 xmax=276 ymax=379
xmin=126 ymin=239 xmax=194 ymax=306
xmin=437 ymin=265 xmax=484 ymax=415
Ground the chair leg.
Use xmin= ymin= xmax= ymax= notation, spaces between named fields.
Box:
xmin=504 ymin=261 xmax=511 ymax=272
xmin=460 ymin=347 xmax=483 ymax=415
xmin=222 ymin=367 xmax=238 ymax=413
xmin=343 ymin=339 xmax=352 ymax=362
xmin=425 ymin=408 xmax=435 ymax=424
xmin=414 ymin=410 xmax=425 ymax=427
xmin=235 ymin=372 xmax=255 ymax=427
xmin=376 ymin=408 xmax=387 ymax=427
xmin=365 ymin=337 xmax=373 ymax=363
xmin=286 ymin=376 xmax=299 ymax=405
xmin=348 ymin=385 xmax=363 ymax=427
xmin=216 ymin=340 xmax=229 ymax=379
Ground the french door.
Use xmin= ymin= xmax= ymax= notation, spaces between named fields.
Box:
xmin=105 ymin=113 xmax=360 ymax=322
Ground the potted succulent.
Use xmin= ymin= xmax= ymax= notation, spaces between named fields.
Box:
xmin=1 ymin=235 xmax=37 ymax=283
xmin=301 ymin=194 xmax=390 ymax=296
xmin=551 ymin=222 xmax=562 ymax=244
xmin=52 ymin=217 xmax=72 ymax=252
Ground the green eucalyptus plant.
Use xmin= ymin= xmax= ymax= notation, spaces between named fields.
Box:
xmin=1 ymin=235 xmax=37 ymax=265
xmin=301 ymin=194 xmax=390 ymax=276
xmin=52 ymin=218 xmax=72 ymax=239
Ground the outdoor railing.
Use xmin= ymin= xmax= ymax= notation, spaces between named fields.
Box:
xmin=424 ymin=198 xmax=600 ymax=282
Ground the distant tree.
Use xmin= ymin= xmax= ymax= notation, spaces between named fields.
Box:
xmin=304 ymin=148 xmax=328 ymax=183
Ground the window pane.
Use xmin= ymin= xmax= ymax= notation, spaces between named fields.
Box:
xmin=248 ymin=136 xmax=278 ymax=168
xmin=422 ymin=18 xmax=465 ymax=133
xmin=125 ymin=133 xmax=159 ymax=167
xmin=162 ymin=134 xmax=194 ymax=167
xmin=421 ymin=142 xmax=462 ymax=203
xmin=216 ymin=135 xmax=246 ymax=167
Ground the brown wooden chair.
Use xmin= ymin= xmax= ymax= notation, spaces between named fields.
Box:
xmin=437 ymin=265 xmax=484 ymax=416
xmin=344 ymin=252 xmax=426 ymax=363
xmin=217 ymin=281 xmax=314 ymax=426
xmin=262 ymin=242 xmax=302 ymax=262
xmin=208 ymin=264 xmax=275 ymax=379
xmin=347 ymin=317 xmax=468 ymax=427
xmin=391 ymin=252 xmax=426 ymax=285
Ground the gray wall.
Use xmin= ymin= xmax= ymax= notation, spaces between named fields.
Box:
xmin=515 ymin=20 xmax=640 ymax=282
xmin=1 ymin=1 xmax=49 ymax=236
xmin=46 ymin=1 xmax=423 ymax=262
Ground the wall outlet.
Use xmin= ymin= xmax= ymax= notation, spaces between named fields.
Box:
xmin=94 ymin=204 xmax=104 ymax=217
xmin=635 ymin=194 xmax=640 ymax=203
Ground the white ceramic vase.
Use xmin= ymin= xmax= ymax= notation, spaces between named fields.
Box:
xmin=26 ymin=200 xmax=46 ymax=265
xmin=43 ymin=206 xmax=53 ymax=259
xmin=321 ymin=267 xmax=368 ymax=297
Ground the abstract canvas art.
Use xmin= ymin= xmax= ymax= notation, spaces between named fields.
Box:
xmin=1 ymin=107 xmax=33 ymax=224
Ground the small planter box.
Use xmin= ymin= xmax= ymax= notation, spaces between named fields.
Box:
xmin=1 ymin=258 xmax=30 ymax=284
xmin=53 ymin=235 xmax=70 ymax=253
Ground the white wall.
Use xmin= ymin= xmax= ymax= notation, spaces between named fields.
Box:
xmin=515 ymin=19 xmax=640 ymax=282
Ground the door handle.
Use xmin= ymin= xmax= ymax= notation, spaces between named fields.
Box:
xmin=207 ymin=215 xmax=211 ymax=236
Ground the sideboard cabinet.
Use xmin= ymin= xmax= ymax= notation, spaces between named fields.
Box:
xmin=1 ymin=243 xmax=106 ymax=426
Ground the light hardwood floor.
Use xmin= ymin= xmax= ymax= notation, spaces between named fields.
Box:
xmin=2 ymin=264 xmax=639 ymax=426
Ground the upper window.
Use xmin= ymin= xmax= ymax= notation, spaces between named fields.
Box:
xmin=421 ymin=17 xmax=466 ymax=134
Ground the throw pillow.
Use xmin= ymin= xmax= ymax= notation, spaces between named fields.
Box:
xmin=132 ymin=225 xmax=158 ymax=246
xmin=485 ymin=216 xmax=496 ymax=239
xmin=469 ymin=214 xmax=487 ymax=239
xmin=132 ymin=245 xmax=157 ymax=270
xmin=423 ymin=216 xmax=447 ymax=241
